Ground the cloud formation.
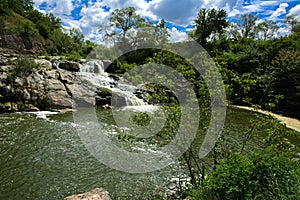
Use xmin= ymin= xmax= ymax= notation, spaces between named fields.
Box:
xmin=32 ymin=0 xmax=299 ymax=43
xmin=269 ymin=3 xmax=289 ymax=20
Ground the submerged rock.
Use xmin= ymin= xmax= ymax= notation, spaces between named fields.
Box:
xmin=64 ymin=188 xmax=111 ymax=200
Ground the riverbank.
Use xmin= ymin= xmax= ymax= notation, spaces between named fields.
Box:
xmin=232 ymin=105 xmax=300 ymax=133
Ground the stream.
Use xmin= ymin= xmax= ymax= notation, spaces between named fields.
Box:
xmin=0 ymin=60 xmax=299 ymax=199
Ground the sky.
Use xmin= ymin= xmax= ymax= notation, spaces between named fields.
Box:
xmin=32 ymin=0 xmax=300 ymax=43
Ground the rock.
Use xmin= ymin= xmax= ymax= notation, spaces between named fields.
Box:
xmin=66 ymin=81 xmax=95 ymax=107
xmin=0 ymin=30 xmax=25 ymax=52
xmin=47 ymin=78 xmax=66 ymax=91
xmin=102 ymin=104 xmax=111 ymax=109
xmin=111 ymin=93 xmax=127 ymax=107
xmin=23 ymin=89 xmax=31 ymax=101
xmin=95 ymin=87 xmax=113 ymax=107
xmin=103 ymin=60 xmax=114 ymax=73
xmin=59 ymin=61 xmax=80 ymax=72
xmin=47 ymin=90 xmax=73 ymax=110
xmin=0 ymin=102 xmax=18 ymax=112
xmin=64 ymin=188 xmax=111 ymax=200
xmin=96 ymin=96 xmax=111 ymax=106
xmin=46 ymin=78 xmax=73 ymax=109
xmin=59 ymin=71 xmax=75 ymax=84
xmin=34 ymin=59 xmax=52 ymax=70
xmin=25 ymin=104 xmax=40 ymax=112
xmin=0 ymin=30 xmax=45 ymax=54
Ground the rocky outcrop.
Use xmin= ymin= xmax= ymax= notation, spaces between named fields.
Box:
xmin=64 ymin=188 xmax=111 ymax=200
xmin=0 ymin=50 xmax=117 ymax=112
xmin=0 ymin=30 xmax=45 ymax=54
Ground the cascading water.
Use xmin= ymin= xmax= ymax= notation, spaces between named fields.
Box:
xmin=78 ymin=60 xmax=146 ymax=106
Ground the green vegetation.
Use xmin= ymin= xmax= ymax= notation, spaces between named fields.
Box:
xmin=191 ymin=153 xmax=300 ymax=200
xmin=98 ymin=7 xmax=300 ymax=199
xmin=0 ymin=0 xmax=96 ymax=58
xmin=13 ymin=55 xmax=39 ymax=76
xmin=1 ymin=2 xmax=299 ymax=199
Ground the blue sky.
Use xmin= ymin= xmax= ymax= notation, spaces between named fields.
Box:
xmin=32 ymin=0 xmax=300 ymax=43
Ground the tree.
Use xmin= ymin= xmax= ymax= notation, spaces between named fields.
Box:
xmin=100 ymin=7 xmax=170 ymax=49
xmin=155 ymin=19 xmax=170 ymax=44
xmin=255 ymin=20 xmax=279 ymax=40
xmin=69 ymin=28 xmax=85 ymax=45
xmin=239 ymin=13 xmax=259 ymax=39
xmin=267 ymin=50 xmax=300 ymax=116
xmin=100 ymin=7 xmax=150 ymax=45
xmin=284 ymin=14 xmax=300 ymax=34
xmin=191 ymin=8 xmax=228 ymax=46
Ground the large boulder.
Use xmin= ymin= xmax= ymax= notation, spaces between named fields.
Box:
xmin=64 ymin=188 xmax=111 ymax=200
xmin=59 ymin=61 xmax=80 ymax=72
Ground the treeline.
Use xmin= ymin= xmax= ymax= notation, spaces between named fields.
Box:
xmin=0 ymin=0 xmax=95 ymax=58
xmin=99 ymin=7 xmax=300 ymax=119
xmin=1 ymin=1 xmax=299 ymax=117
xmin=99 ymin=8 xmax=300 ymax=200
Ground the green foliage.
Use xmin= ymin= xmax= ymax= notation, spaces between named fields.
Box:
xmin=255 ymin=20 xmax=279 ymax=40
xmin=13 ymin=55 xmax=39 ymax=77
xmin=192 ymin=153 xmax=300 ymax=200
xmin=0 ymin=1 xmax=94 ymax=57
xmin=191 ymin=8 xmax=229 ymax=46
xmin=99 ymin=7 xmax=169 ymax=49
xmin=285 ymin=15 xmax=300 ymax=34
xmin=266 ymin=50 xmax=300 ymax=117
xmin=69 ymin=28 xmax=85 ymax=45
xmin=131 ymin=113 xmax=151 ymax=126
xmin=96 ymin=87 xmax=112 ymax=97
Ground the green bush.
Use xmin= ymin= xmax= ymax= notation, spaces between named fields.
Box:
xmin=191 ymin=153 xmax=300 ymax=200
xmin=13 ymin=55 xmax=39 ymax=77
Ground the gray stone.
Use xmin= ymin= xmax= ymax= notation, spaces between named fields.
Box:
xmin=34 ymin=59 xmax=52 ymax=70
xmin=64 ymin=188 xmax=111 ymax=200
xmin=59 ymin=61 xmax=80 ymax=72
xmin=47 ymin=90 xmax=73 ymax=109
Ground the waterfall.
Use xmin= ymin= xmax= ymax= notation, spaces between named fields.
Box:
xmin=79 ymin=60 xmax=146 ymax=106
xmin=80 ymin=60 xmax=108 ymax=76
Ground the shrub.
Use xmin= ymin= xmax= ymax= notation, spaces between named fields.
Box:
xmin=191 ymin=153 xmax=300 ymax=200
xmin=13 ymin=55 xmax=39 ymax=77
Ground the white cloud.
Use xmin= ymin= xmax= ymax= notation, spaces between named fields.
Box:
xmin=31 ymin=0 xmax=300 ymax=44
xmin=33 ymin=0 xmax=75 ymax=16
xmin=260 ymin=1 xmax=280 ymax=7
xmin=168 ymin=27 xmax=188 ymax=43
xmin=269 ymin=3 xmax=289 ymax=20
xmin=288 ymin=4 xmax=300 ymax=16
xmin=148 ymin=0 xmax=200 ymax=26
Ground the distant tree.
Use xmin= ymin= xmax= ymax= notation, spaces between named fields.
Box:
xmin=100 ymin=7 xmax=169 ymax=48
xmin=100 ymin=7 xmax=150 ymax=44
xmin=6 ymin=0 xmax=34 ymax=15
xmin=191 ymin=8 xmax=229 ymax=46
xmin=227 ymin=23 xmax=241 ymax=41
xmin=255 ymin=20 xmax=279 ymax=40
xmin=284 ymin=14 xmax=300 ymax=34
xmin=69 ymin=28 xmax=85 ymax=45
xmin=155 ymin=19 xmax=170 ymax=44
xmin=239 ymin=13 xmax=259 ymax=39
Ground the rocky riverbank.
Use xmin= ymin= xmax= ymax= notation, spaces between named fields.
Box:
xmin=0 ymin=47 xmax=123 ymax=113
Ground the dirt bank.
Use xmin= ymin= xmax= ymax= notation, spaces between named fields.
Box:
xmin=232 ymin=105 xmax=300 ymax=133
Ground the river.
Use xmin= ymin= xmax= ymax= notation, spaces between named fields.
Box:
xmin=1 ymin=106 xmax=298 ymax=199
